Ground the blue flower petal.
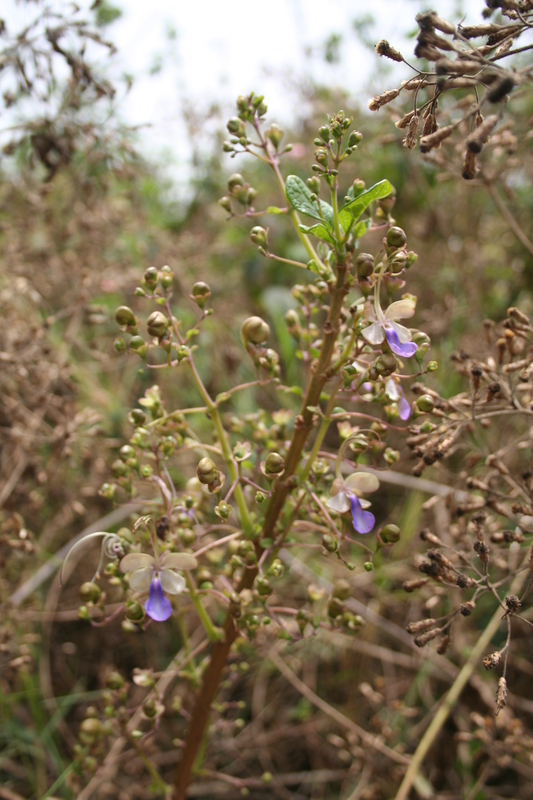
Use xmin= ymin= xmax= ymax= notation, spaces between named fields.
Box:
xmin=145 ymin=576 xmax=172 ymax=622
xmin=349 ymin=494 xmax=375 ymax=535
xmin=385 ymin=327 xmax=417 ymax=358
xmin=399 ymin=393 xmax=411 ymax=421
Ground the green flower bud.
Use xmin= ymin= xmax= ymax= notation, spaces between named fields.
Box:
xmin=256 ymin=576 xmax=272 ymax=596
xmin=227 ymin=116 xmax=245 ymax=135
xmin=318 ymin=125 xmax=331 ymax=142
xmin=332 ymin=579 xmax=351 ymax=600
xmin=115 ymin=306 xmax=137 ymax=327
xmin=197 ymin=457 xmax=218 ymax=485
xmin=427 ymin=361 xmax=438 ymax=372
xmin=314 ymin=148 xmax=328 ymax=166
xmin=267 ymin=559 xmax=284 ymax=578
xmin=386 ymin=226 xmax=407 ymax=249
xmin=143 ymin=266 xmax=159 ymax=287
xmin=99 ymin=483 xmax=116 ymax=500
xmin=140 ymin=465 xmax=153 ymax=478
xmin=228 ymin=173 xmax=245 ymax=191
xmin=126 ymin=601 xmax=144 ymax=621
xmin=111 ymin=459 xmax=129 ymax=478
xmin=306 ymin=176 xmax=321 ymax=194
xmin=128 ymin=335 xmax=146 ymax=351
xmin=348 ymin=130 xmax=363 ymax=147
xmin=79 ymin=582 xmax=102 ymax=603
xmin=364 ymin=562 xmax=373 ymax=572
xmin=356 ymin=253 xmax=374 ymax=278
xmin=264 ymin=452 xmax=284 ymax=475
xmin=80 ymin=718 xmax=102 ymax=743
xmin=375 ymin=352 xmax=398 ymax=377
xmin=266 ymin=124 xmax=283 ymax=149
xmin=380 ymin=524 xmax=401 ymax=543
xmin=328 ymin=598 xmax=345 ymax=619
xmin=322 ymin=533 xmax=338 ymax=552
xmin=250 ymin=226 xmax=267 ymax=248
xmin=416 ymin=395 xmax=435 ymax=413
xmin=78 ymin=605 xmax=91 ymax=621
xmin=128 ymin=408 xmax=147 ymax=426
xmin=352 ymin=179 xmax=366 ymax=197
xmin=114 ymin=337 xmax=126 ymax=353
xmin=146 ymin=311 xmax=169 ymax=338
xmin=106 ymin=671 xmax=125 ymax=690
xmin=215 ymin=501 xmax=231 ymax=519
xmin=219 ymin=196 xmax=232 ymax=213
xmin=241 ymin=316 xmax=270 ymax=345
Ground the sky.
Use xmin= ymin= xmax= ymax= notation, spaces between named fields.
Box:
xmin=3 ymin=0 xmax=485 ymax=179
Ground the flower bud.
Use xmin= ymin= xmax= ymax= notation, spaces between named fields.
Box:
xmin=379 ymin=524 xmax=401 ymax=543
xmin=348 ymin=130 xmax=363 ymax=147
xmin=332 ymin=579 xmax=351 ymax=600
xmin=266 ymin=124 xmax=283 ymax=149
xmin=416 ymin=395 xmax=434 ymax=413
xmin=114 ymin=337 xmax=126 ymax=352
xmin=322 ymin=533 xmax=338 ymax=552
xmin=146 ymin=311 xmax=169 ymax=338
xmin=129 ymin=335 xmax=146 ymax=352
xmin=197 ymin=457 xmax=218 ymax=485
xmin=356 ymin=253 xmax=374 ymax=278
xmin=306 ymin=177 xmax=321 ymax=195
xmin=386 ymin=226 xmax=407 ymax=249
xmin=129 ymin=408 xmax=147 ymax=426
xmin=227 ymin=117 xmax=245 ymax=135
xmin=79 ymin=582 xmax=102 ymax=603
xmin=228 ymin=173 xmax=245 ymax=191
xmin=256 ymin=576 xmax=272 ymax=596
xmin=106 ymin=671 xmax=125 ymax=690
xmin=80 ymin=718 xmax=102 ymax=743
xmin=191 ymin=281 xmax=211 ymax=309
xmin=264 ymin=452 xmax=284 ymax=475
xmin=375 ymin=353 xmax=398 ymax=377
xmin=143 ymin=266 xmax=159 ymax=287
xmin=314 ymin=148 xmax=328 ymax=166
xmin=219 ymin=196 xmax=232 ymax=213
xmin=241 ymin=316 xmax=270 ymax=345
xmin=328 ymin=598 xmax=345 ymax=618
xmin=250 ymin=226 xmax=267 ymax=248
xmin=115 ymin=306 xmax=137 ymax=328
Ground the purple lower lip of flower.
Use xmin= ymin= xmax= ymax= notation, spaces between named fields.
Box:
xmin=349 ymin=494 xmax=375 ymax=535
xmin=145 ymin=576 xmax=172 ymax=622
xmin=385 ymin=326 xmax=417 ymax=358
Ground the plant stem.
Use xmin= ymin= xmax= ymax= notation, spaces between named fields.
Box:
xmin=185 ymin=575 xmax=222 ymax=643
xmin=393 ymin=568 xmax=529 ymax=800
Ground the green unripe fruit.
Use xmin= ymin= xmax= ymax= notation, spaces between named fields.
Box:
xmin=106 ymin=671 xmax=125 ymax=690
xmin=375 ymin=352 xmax=398 ymax=377
xmin=79 ymin=582 xmax=102 ymax=603
xmin=332 ymin=579 xmax=351 ymax=600
xmin=128 ymin=335 xmax=146 ymax=351
xmin=80 ymin=718 xmax=102 ymax=739
xmin=241 ymin=316 xmax=270 ymax=345
xmin=146 ymin=311 xmax=169 ymax=338
xmin=250 ymin=226 xmax=267 ymax=248
xmin=215 ymin=501 xmax=231 ymax=519
xmin=264 ymin=452 xmax=284 ymax=475
xmin=356 ymin=253 xmax=374 ymax=278
xmin=228 ymin=173 xmax=245 ymax=191
xmin=115 ymin=306 xmax=136 ymax=327
xmin=180 ymin=529 xmax=195 ymax=546
xmin=143 ymin=699 xmax=158 ymax=718
xmin=111 ymin=459 xmax=129 ymax=478
xmin=143 ymin=266 xmax=158 ymax=286
xmin=114 ymin=337 xmax=126 ymax=352
xmin=322 ymin=533 xmax=338 ymax=553
xmin=364 ymin=561 xmax=373 ymax=572
xmin=386 ymin=226 xmax=407 ymax=249
xmin=125 ymin=602 xmax=142 ymax=622
xmin=140 ymin=465 xmax=153 ymax=478
xmin=427 ymin=360 xmax=438 ymax=372
xmin=197 ymin=457 xmax=218 ymax=485
xmin=416 ymin=395 xmax=435 ymax=413
xmin=119 ymin=445 xmax=135 ymax=461
xmin=192 ymin=281 xmax=210 ymax=297
xmin=256 ymin=577 xmax=272 ymax=596
xmin=380 ymin=524 xmax=401 ymax=544
xmin=328 ymin=598 xmax=345 ymax=619
xmin=99 ymin=483 xmax=116 ymax=500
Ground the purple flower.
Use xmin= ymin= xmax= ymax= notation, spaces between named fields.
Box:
xmin=362 ymin=298 xmax=417 ymax=359
xmin=120 ymin=551 xmax=198 ymax=622
xmin=326 ymin=472 xmax=380 ymax=535
xmin=385 ymin=378 xmax=411 ymax=421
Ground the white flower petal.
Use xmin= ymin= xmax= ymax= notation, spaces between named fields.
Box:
xmin=128 ymin=567 xmax=153 ymax=593
xmin=344 ymin=472 xmax=380 ymax=495
xmin=160 ymin=552 xmax=198 ymax=571
xmin=160 ymin=569 xmax=186 ymax=595
xmin=384 ymin=299 xmax=415 ymax=321
xmin=326 ymin=492 xmax=350 ymax=513
xmin=120 ymin=553 xmax=155 ymax=573
xmin=362 ymin=322 xmax=385 ymax=345
xmin=385 ymin=378 xmax=400 ymax=401
xmin=390 ymin=321 xmax=412 ymax=344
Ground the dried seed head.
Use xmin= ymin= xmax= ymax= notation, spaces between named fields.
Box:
xmin=466 ymin=115 xmax=499 ymax=153
xmin=456 ymin=574 xmax=476 ymax=589
xmin=496 ymin=677 xmax=507 ymax=715
xmin=460 ymin=601 xmax=476 ymax=616
xmin=417 ymin=11 xmax=456 ymax=35
xmin=462 ymin=150 xmax=477 ymax=180
xmin=504 ymin=594 xmax=521 ymax=614
xmin=402 ymin=578 xmax=429 ymax=592
xmin=406 ymin=618 xmax=437 ymax=634
xmin=487 ymin=75 xmax=516 ymax=104
xmin=420 ymin=124 xmax=455 ymax=153
xmin=483 ymin=651 xmax=503 ymax=670
xmin=436 ymin=58 xmax=482 ymax=76
xmin=375 ymin=39 xmax=404 ymax=62
xmin=414 ymin=627 xmax=442 ymax=647
xmin=403 ymin=115 xmax=420 ymax=150
xmin=437 ymin=635 xmax=450 ymax=655
xmin=368 ymin=89 xmax=400 ymax=112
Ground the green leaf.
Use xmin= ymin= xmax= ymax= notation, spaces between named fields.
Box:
xmin=338 ymin=179 xmax=393 ymax=234
xmin=286 ymin=175 xmax=334 ymax=227
xmin=298 ymin=223 xmax=335 ymax=245
xmin=266 ymin=206 xmax=286 ymax=215
xmin=352 ymin=219 xmax=371 ymax=240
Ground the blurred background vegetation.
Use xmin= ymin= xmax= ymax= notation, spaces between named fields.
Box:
xmin=2 ymin=1 xmax=533 ymax=799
